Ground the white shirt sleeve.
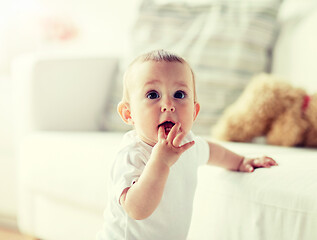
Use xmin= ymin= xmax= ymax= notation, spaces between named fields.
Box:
xmin=110 ymin=145 xmax=148 ymax=203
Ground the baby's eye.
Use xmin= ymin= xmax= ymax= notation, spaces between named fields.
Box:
xmin=147 ymin=90 xmax=160 ymax=99
xmin=174 ymin=90 xmax=186 ymax=99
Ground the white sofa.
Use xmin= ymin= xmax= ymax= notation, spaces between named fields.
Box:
xmin=14 ymin=2 xmax=317 ymax=240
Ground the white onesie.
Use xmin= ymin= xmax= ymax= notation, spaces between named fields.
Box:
xmin=96 ymin=130 xmax=209 ymax=240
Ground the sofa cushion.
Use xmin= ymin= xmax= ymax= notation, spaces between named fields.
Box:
xmin=272 ymin=2 xmax=317 ymax=93
xmin=13 ymin=55 xmax=118 ymax=132
xmin=102 ymin=0 xmax=281 ymax=135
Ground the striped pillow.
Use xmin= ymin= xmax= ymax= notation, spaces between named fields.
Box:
xmin=101 ymin=0 xmax=281 ymax=134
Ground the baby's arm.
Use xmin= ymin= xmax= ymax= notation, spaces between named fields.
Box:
xmin=120 ymin=123 xmax=194 ymax=220
xmin=207 ymin=142 xmax=277 ymax=172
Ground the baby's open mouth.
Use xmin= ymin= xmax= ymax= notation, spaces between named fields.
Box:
xmin=158 ymin=121 xmax=175 ymax=135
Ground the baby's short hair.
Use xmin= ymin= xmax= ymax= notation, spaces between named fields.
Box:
xmin=133 ymin=49 xmax=184 ymax=63
xmin=122 ymin=49 xmax=197 ymax=102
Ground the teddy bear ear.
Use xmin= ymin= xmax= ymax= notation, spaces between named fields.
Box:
xmin=117 ymin=101 xmax=134 ymax=125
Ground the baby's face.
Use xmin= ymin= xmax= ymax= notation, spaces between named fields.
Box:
xmin=126 ymin=61 xmax=200 ymax=146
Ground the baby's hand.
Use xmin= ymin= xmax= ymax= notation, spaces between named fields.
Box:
xmin=238 ymin=156 xmax=278 ymax=172
xmin=152 ymin=122 xmax=194 ymax=168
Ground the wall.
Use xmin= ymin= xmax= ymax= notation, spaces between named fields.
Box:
xmin=0 ymin=0 xmax=141 ymax=225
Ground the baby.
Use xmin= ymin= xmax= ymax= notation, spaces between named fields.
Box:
xmin=96 ymin=49 xmax=277 ymax=240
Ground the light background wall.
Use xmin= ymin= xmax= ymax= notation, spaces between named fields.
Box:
xmin=0 ymin=0 xmax=141 ymax=224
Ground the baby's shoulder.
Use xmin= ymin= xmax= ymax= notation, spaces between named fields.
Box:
xmin=116 ymin=141 xmax=150 ymax=166
xmin=119 ymin=141 xmax=145 ymax=155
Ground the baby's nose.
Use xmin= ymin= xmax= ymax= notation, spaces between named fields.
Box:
xmin=161 ymin=97 xmax=175 ymax=112
xmin=161 ymin=106 xmax=175 ymax=112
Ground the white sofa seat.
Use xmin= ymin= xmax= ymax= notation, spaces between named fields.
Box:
xmin=188 ymin=142 xmax=317 ymax=240
xmin=17 ymin=129 xmax=317 ymax=240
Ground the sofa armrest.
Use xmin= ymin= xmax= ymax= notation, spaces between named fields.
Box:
xmin=12 ymin=53 xmax=119 ymax=139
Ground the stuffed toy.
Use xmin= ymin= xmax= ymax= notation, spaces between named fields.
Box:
xmin=212 ymin=73 xmax=317 ymax=147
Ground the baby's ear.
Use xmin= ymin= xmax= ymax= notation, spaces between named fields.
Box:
xmin=193 ymin=102 xmax=200 ymax=121
xmin=117 ymin=101 xmax=134 ymax=125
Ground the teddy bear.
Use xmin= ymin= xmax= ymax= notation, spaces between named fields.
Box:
xmin=212 ymin=73 xmax=317 ymax=147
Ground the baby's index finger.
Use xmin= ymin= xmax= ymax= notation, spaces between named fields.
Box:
xmin=158 ymin=125 xmax=166 ymax=140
